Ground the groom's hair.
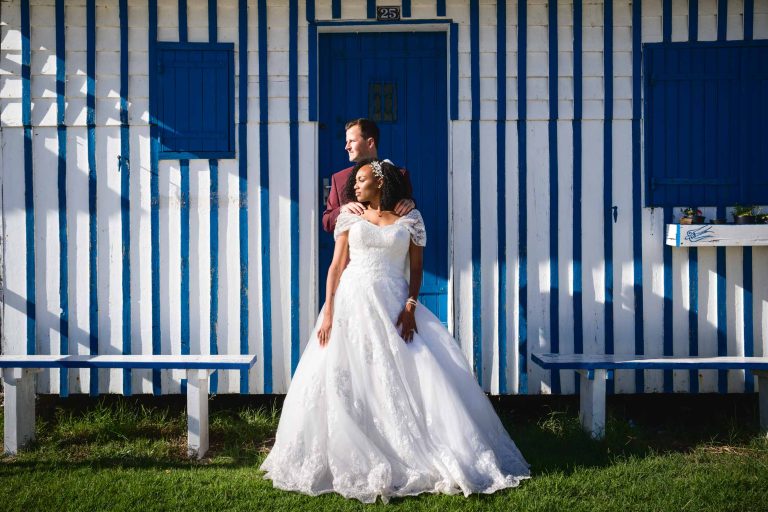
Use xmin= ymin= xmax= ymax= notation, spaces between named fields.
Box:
xmin=345 ymin=118 xmax=380 ymax=148
xmin=344 ymin=158 xmax=410 ymax=211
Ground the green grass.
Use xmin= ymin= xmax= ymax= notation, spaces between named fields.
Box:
xmin=1 ymin=394 xmax=767 ymax=511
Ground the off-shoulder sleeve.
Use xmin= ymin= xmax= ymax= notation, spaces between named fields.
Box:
xmin=399 ymin=209 xmax=427 ymax=247
xmin=333 ymin=212 xmax=362 ymax=240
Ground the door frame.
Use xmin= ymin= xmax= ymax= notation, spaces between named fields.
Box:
xmin=312 ymin=22 xmax=457 ymax=334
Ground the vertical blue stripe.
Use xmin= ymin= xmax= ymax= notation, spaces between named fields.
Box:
xmin=21 ymin=0 xmax=36 ymax=359
xmin=149 ymin=0 xmax=162 ymax=395
xmin=689 ymin=0 xmax=698 ymax=40
xmin=208 ymin=0 xmax=219 ymax=394
xmin=120 ymin=0 xmax=132 ymax=396
xmin=716 ymin=205 xmax=727 ymax=393
xmin=603 ymin=0 xmax=614 ymax=396
xmin=332 ymin=0 xmax=341 ymax=18
xmin=744 ymin=248 xmax=754 ymax=393
xmin=308 ymin=23 xmax=317 ymax=120
xmin=496 ymin=0 xmax=507 ymax=394
xmin=717 ymin=0 xmax=727 ymax=41
xmin=517 ymin=0 xmax=528 ymax=394
xmin=470 ymin=0 xmax=482 ymax=387
xmin=450 ymin=24 xmax=458 ymax=120
xmin=688 ymin=248 xmax=699 ymax=393
xmin=437 ymin=0 xmax=445 ymax=17
xmin=548 ymin=0 xmax=560 ymax=394
xmin=662 ymin=208 xmax=673 ymax=392
xmin=209 ymin=0 xmax=218 ymax=41
xmin=745 ymin=0 xmax=754 ymax=40
xmin=306 ymin=0 xmax=314 ymax=21
xmin=56 ymin=0 xmax=69 ymax=397
xmin=367 ymin=0 xmax=375 ymax=18
xmin=631 ymin=0 xmax=644 ymax=393
xmin=258 ymin=0 xmax=273 ymax=393
xmin=239 ymin=0 xmax=250 ymax=394
xmin=209 ymin=160 xmax=220 ymax=393
xmin=289 ymin=0 xmax=301 ymax=376
xmin=402 ymin=0 xmax=411 ymax=17
xmin=573 ymin=0 xmax=583 ymax=394
xmin=663 ymin=0 xmax=672 ymax=42
xmin=180 ymin=160 xmax=190 ymax=362
xmin=87 ymin=0 xmax=99 ymax=396
xmin=687 ymin=0 xmax=698 ymax=395
xmin=179 ymin=0 xmax=188 ymax=42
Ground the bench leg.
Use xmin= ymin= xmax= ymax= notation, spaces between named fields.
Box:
xmin=754 ymin=371 xmax=768 ymax=435
xmin=3 ymin=368 xmax=37 ymax=454
xmin=186 ymin=369 xmax=211 ymax=459
xmin=578 ymin=369 xmax=608 ymax=440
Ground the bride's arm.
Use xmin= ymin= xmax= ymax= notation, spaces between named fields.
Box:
xmin=317 ymin=231 xmax=350 ymax=346
xmin=397 ymin=241 xmax=423 ymax=342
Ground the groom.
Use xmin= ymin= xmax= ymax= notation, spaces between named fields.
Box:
xmin=321 ymin=118 xmax=415 ymax=232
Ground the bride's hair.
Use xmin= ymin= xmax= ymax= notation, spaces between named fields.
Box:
xmin=344 ymin=158 xmax=410 ymax=211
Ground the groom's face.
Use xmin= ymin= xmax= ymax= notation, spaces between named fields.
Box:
xmin=345 ymin=125 xmax=376 ymax=162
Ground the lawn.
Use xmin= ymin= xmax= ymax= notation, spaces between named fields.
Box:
xmin=0 ymin=393 xmax=766 ymax=511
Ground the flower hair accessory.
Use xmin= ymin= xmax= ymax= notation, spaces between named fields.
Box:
xmin=370 ymin=160 xmax=384 ymax=180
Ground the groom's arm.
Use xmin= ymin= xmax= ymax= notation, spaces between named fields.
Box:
xmin=321 ymin=173 xmax=343 ymax=233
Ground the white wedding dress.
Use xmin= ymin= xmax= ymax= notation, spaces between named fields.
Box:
xmin=260 ymin=210 xmax=530 ymax=503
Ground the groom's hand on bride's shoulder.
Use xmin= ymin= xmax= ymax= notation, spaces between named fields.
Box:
xmin=394 ymin=199 xmax=415 ymax=216
xmin=340 ymin=202 xmax=366 ymax=215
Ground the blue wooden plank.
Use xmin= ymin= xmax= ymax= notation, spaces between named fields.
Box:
xmin=149 ymin=0 xmax=162 ymax=395
xmin=744 ymin=248 xmax=754 ymax=393
xmin=717 ymin=0 xmax=727 ymax=41
xmin=366 ymin=0 xmax=374 ymax=18
xmin=0 ymin=356 xmax=258 ymax=371
xmin=209 ymin=0 xmax=218 ymax=41
xmin=181 ymin=160 xmax=190 ymax=398
xmin=663 ymin=0 xmax=671 ymax=42
xmin=470 ymin=0 xmax=482 ymax=386
xmin=437 ymin=0 xmax=445 ymax=16
xmin=716 ymin=208 xmax=726 ymax=393
xmin=55 ymin=0 xmax=70 ymax=396
xmin=688 ymin=247 xmax=699 ymax=393
xmin=745 ymin=0 xmax=754 ymax=40
xmin=496 ymin=0 xmax=507 ymax=394
xmin=120 ymin=0 xmax=132 ymax=396
xmin=632 ymin=0 xmax=645 ymax=394
xmin=289 ymin=0 xmax=300 ymax=376
xmin=604 ymin=0 xmax=614 ymax=396
xmin=450 ymin=23 xmax=458 ymax=120
xmin=663 ymin=208 xmax=673 ymax=393
xmin=548 ymin=0 xmax=560 ymax=394
xmin=573 ymin=0 xmax=584 ymax=394
xmin=517 ymin=0 xmax=528 ymax=394
xmin=332 ymin=0 xmax=340 ymax=18
xmin=689 ymin=0 xmax=698 ymax=40
xmin=402 ymin=0 xmax=410 ymax=17
xmin=87 ymin=0 xmax=99 ymax=397
xmin=258 ymin=0 xmax=273 ymax=393
xmin=21 ymin=0 xmax=34 ymax=360
xmin=179 ymin=0 xmax=188 ymax=42
xmin=209 ymin=159 xmax=220 ymax=394
xmin=238 ymin=0 xmax=250 ymax=394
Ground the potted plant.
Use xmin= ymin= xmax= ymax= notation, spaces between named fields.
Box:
xmin=757 ymin=213 xmax=768 ymax=225
xmin=732 ymin=205 xmax=760 ymax=225
xmin=680 ymin=207 xmax=705 ymax=225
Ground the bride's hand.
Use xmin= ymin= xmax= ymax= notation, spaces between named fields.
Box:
xmin=396 ymin=305 xmax=418 ymax=343
xmin=318 ymin=314 xmax=333 ymax=347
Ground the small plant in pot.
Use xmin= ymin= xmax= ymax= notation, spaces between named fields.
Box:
xmin=732 ymin=205 xmax=760 ymax=225
xmin=680 ymin=207 xmax=705 ymax=225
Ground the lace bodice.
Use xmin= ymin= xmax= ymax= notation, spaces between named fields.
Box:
xmin=334 ymin=210 xmax=427 ymax=279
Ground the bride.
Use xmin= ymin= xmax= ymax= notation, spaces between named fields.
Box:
xmin=260 ymin=159 xmax=530 ymax=503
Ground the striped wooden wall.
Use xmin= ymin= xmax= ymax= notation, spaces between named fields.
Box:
xmin=1 ymin=0 xmax=767 ymax=395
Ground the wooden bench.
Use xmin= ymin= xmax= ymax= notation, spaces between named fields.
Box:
xmin=531 ymin=353 xmax=768 ymax=439
xmin=1 ymin=354 xmax=257 ymax=458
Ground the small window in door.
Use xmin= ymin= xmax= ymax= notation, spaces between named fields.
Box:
xmin=368 ymin=82 xmax=397 ymax=122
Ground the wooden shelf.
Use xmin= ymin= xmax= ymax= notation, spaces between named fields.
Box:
xmin=666 ymin=224 xmax=768 ymax=247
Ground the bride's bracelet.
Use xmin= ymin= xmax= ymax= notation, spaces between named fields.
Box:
xmin=406 ymin=298 xmax=417 ymax=308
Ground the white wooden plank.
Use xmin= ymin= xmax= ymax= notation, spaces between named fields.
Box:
xmin=130 ymin=125 xmax=154 ymax=393
xmin=218 ymin=158 xmax=241 ymax=393
xmin=158 ymin=160 xmax=181 ymax=393
xmin=504 ymin=120 xmax=520 ymax=394
xmin=246 ymin=121 xmax=265 ymax=394
xmin=727 ymin=246 xmax=745 ymax=392
xmin=65 ymin=128 xmax=91 ymax=393
xmin=0 ymin=354 xmax=257 ymax=366
xmin=1 ymin=128 xmax=28 ymax=360
xmin=755 ymin=247 xmax=768 ymax=359
xmin=698 ymin=245 xmax=719 ymax=392
xmin=642 ymin=207 xmax=664 ymax=392
xmin=527 ymin=121 xmax=550 ymax=394
xmin=672 ymin=244 xmax=689 ymax=392
xmin=32 ymin=128 xmax=60 ymax=393
xmin=298 ymin=122 xmax=317 ymax=353
xmin=96 ymin=127 xmax=124 ymax=392
xmin=189 ymin=159 xmax=211 ymax=361
xmin=187 ymin=0 xmax=209 ymax=43
xmin=699 ymin=0 xmax=719 ymax=40
xmin=557 ymin=120 xmax=575 ymax=395
xmin=480 ymin=120 xmax=498 ymax=391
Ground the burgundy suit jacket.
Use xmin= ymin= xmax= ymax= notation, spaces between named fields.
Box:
xmin=321 ymin=165 xmax=412 ymax=233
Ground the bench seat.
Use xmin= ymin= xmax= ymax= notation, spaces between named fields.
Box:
xmin=1 ymin=354 xmax=257 ymax=458
xmin=531 ymin=353 xmax=768 ymax=439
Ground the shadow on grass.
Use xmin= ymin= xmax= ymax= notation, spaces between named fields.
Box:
xmin=1 ymin=393 xmax=762 ymax=478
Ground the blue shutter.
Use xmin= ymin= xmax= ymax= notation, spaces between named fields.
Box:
xmin=154 ymin=43 xmax=235 ymax=159
xmin=643 ymin=40 xmax=768 ymax=208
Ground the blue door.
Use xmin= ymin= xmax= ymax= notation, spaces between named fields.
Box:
xmin=318 ymin=32 xmax=449 ymax=324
